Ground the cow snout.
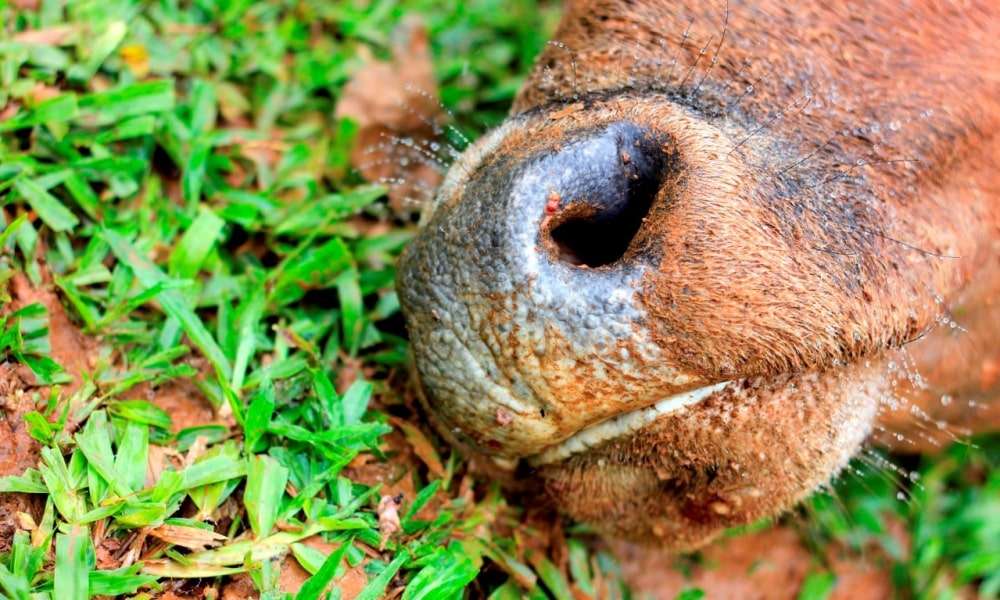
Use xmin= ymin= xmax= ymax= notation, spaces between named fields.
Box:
xmin=396 ymin=101 xmax=746 ymax=458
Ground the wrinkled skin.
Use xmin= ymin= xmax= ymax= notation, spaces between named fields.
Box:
xmin=397 ymin=0 xmax=1000 ymax=548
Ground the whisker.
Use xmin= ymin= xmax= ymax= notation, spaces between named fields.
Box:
xmin=810 ymin=245 xmax=860 ymax=257
xmin=402 ymin=84 xmax=472 ymax=150
xmin=726 ymin=63 xmax=773 ymax=113
xmin=693 ymin=0 xmax=730 ymax=94
xmin=679 ymin=35 xmax=714 ymax=88
xmin=373 ymin=176 xmax=439 ymax=205
xmin=729 ymin=92 xmax=813 ymax=154
xmin=365 ymin=134 xmax=450 ymax=173
xmin=774 ymin=134 xmax=840 ymax=177
xmin=667 ymin=19 xmax=695 ymax=83
xmin=858 ymin=223 xmax=959 ymax=260
xmin=546 ymin=40 xmax=581 ymax=101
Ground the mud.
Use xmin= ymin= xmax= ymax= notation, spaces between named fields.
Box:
xmin=132 ymin=376 xmax=220 ymax=433
xmin=10 ymin=273 xmax=94 ymax=385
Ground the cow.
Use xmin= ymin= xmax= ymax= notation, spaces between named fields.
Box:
xmin=396 ymin=0 xmax=1000 ymax=549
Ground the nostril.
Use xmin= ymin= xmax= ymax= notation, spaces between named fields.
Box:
xmin=549 ymin=167 xmax=660 ymax=267
xmin=546 ymin=124 xmax=669 ymax=268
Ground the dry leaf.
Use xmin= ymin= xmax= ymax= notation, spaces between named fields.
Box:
xmin=11 ymin=25 xmax=74 ymax=45
xmin=183 ymin=434 xmax=209 ymax=467
xmin=377 ymin=494 xmax=402 ymax=549
xmin=148 ymin=524 xmax=228 ymax=551
xmin=15 ymin=512 xmax=35 ymax=532
xmin=389 ymin=417 xmax=444 ymax=477
xmin=95 ymin=535 xmax=123 ymax=569
xmin=120 ymin=529 xmax=148 ymax=567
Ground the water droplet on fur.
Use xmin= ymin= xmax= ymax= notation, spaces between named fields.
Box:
xmin=940 ymin=394 xmax=952 ymax=406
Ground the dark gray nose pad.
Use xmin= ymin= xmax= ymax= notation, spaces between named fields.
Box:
xmin=546 ymin=122 xmax=670 ymax=267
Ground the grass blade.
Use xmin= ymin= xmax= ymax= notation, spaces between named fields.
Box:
xmin=244 ymin=382 xmax=276 ymax=452
xmin=168 ymin=207 xmax=225 ymax=278
xmin=15 ymin=178 xmax=79 ymax=232
xmin=114 ymin=420 xmax=149 ymax=492
xmin=88 ymin=564 xmax=157 ymax=596
xmin=79 ymin=80 xmax=175 ymax=121
xmin=102 ymin=228 xmax=232 ymax=379
xmin=356 ymin=551 xmax=408 ymax=600
xmin=180 ymin=453 xmax=246 ymax=490
xmin=0 ymin=93 xmax=79 ymax=132
xmin=295 ymin=542 xmax=351 ymax=600
xmin=231 ymin=284 xmax=264 ymax=390
xmin=402 ymin=543 xmax=477 ymax=600
xmin=54 ymin=526 xmax=92 ymax=600
xmin=244 ymin=454 xmax=289 ymax=539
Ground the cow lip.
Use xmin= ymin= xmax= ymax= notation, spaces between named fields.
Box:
xmin=528 ymin=380 xmax=733 ymax=466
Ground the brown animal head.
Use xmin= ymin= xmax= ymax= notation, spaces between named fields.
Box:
xmin=396 ymin=0 xmax=1000 ymax=548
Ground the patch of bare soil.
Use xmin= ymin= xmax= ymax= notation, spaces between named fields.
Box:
xmin=130 ymin=375 xmax=221 ymax=434
xmin=275 ymin=537 xmax=367 ymax=600
xmin=343 ymin=431 xmax=418 ymax=502
xmin=10 ymin=273 xmax=95 ymax=387
xmin=610 ymin=526 xmax=894 ymax=600
xmin=1 ymin=274 xmax=97 ymax=551
xmin=220 ymin=573 xmax=257 ymax=600
xmin=0 ymin=364 xmax=44 ymax=552
xmin=334 ymin=18 xmax=444 ymax=219
xmin=11 ymin=270 xmax=222 ymax=438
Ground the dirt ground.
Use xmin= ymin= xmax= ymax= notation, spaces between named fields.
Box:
xmin=1 ymin=274 xmax=96 ymax=552
xmin=612 ymin=525 xmax=896 ymax=600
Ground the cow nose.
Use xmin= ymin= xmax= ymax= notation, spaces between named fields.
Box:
xmin=396 ymin=118 xmax=698 ymax=456
xmin=540 ymin=122 xmax=672 ymax=268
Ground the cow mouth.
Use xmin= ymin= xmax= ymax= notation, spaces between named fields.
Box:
xmin=527 ymin=356 xmax=882 ymax=468
xmin=529 ymin=380 xmax=733 ymax=465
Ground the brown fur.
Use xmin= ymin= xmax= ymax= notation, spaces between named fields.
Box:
xmin=518 ymin=0 xmax=999 ymax=380
xmin=398 ymin=0 xmax=1000 ymax=549
xmin=524 ymin=0 xmax=1000 ymax=546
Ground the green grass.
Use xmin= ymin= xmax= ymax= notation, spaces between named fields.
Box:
xmin=801 ymin=437 xmax=1000 ymax=599
xmin=0 ymin=1 xmax=996 ymax=599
